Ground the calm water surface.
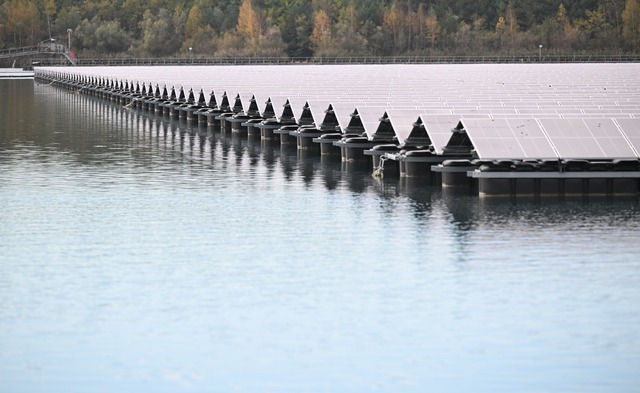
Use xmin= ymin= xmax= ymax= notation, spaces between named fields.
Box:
xmin=1 ymin=78 xmax=640 ymax=392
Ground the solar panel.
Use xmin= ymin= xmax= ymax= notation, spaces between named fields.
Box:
xmin=329 ymin=102 xmax=360 ymax=131
xmin=253 ymin=92 xmax=270 ymax=113
xmin=419 ymin=115 xmax=461 ymax=155
xmin=460 ymin=118 xmax=557 ymax=159
xmin=355 ymin=106 xmax=389 ymax=138
xmin=40 ymin=63 xmax=640 ymax=160
xmin=306 ymin=99 xmax=333 ymax=128
xmin=538 ymin=118 xmax=637 ymax=159
xmin=267 ymin=95 xmax=290 ymax=121
xmin=287 ymin=95 xmax=308 ymax=121
xmin=386 ymin=109 xmax=424 ymax=145
xmin=615 ymin=118 xmax=640 ymax=157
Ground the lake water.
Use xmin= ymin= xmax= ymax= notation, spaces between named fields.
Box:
xmin=1 ymin=77 xmax=640 ymax=393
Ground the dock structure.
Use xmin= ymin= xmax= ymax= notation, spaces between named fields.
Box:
xmin=0 ymin=68 xmax=35 ymax=78
xmin=34 ymin=64 xmax=640 ymax=197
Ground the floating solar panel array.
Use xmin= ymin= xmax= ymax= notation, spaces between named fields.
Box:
xmin=453 ymin=117 xmax=640 ymax=160
xmin=40 ymin=63 xmax=640 ymax=160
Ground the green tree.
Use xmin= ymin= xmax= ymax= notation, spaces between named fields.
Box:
xmin=334 ymin=2 xmax=367 ymax=55
xmin=258 ymin=25 xmax=287 ymax=56
xmin=94 ymin=20 xmax=131 ymax=54
xmin=74 ymin=16 xmax=99 ymax=52
xmin=278 ymin=0 xmax=313 ymax=57
xmin=134 ymin=8 xmax=182 ymax=57
xmin=53 ymin=5 xmax=82 ymax=38
xmin=120 ymin=0 xmax=152 ymax=37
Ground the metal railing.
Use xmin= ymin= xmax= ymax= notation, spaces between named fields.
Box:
xmin=29 ymin=54 xmax=640 ymax=67
xmin=0 ymin=46 xmax=41 ymax=59
xmin=0 ymin=42 xmax=73 ymax=65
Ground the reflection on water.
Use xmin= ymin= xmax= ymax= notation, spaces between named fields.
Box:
xmin=1 ymin=79 xmax=640 ymax=393
xmin=1 ymin=79 xmax=379 ymax=194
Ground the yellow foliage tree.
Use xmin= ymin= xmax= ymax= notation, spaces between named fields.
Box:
xmin=383 ymin=3 xmax=402 ymax=49
xmin=237 ymin=0 xmax=261 ymax=48
xmin=495 ymin=16 xmax=506 ymax=48
xmin=311 ymin=9 xmax=332 ymax=55
xmin=505 ymin=3 xmax=519 ymax=52
xmin=1 ymin=0 xmax=42 ymax=46
xmin=424 ymin=10 xmax=441 ymax=48
xmin=622 ymin=0 xmax=640 ymax=50
xmin=185 ymin=5 xmax=203 ymax=40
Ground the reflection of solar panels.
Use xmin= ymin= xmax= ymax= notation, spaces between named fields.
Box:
xmin=46 ymin=63 xmax=640 ymax=159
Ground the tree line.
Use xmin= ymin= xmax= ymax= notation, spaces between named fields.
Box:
xmin=1 ymin=0 xmax=639 ymax=58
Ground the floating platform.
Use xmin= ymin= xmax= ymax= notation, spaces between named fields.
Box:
xmin=33 ymin=66 xmax=640 ymax=199
xmin=432 ymin=159 xmax=640 ymax=197
xmin=0 ymin=68 xmax=35 ymax=78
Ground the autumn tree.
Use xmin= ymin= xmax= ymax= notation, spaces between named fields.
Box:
xmin=622 ymin=0 xmax=640 ymax=50
xmin=550 ymin=4 xmax=579 ymax=49
xmin=383 ymin=3 xmax=404 ymax=51
xmin=496 ymin=16 xmax=506 ymax=49
xmin=424 ymin=8 xmax=441 ymax=48
xmin=504 ymin=2 xmax=519 ymax=54
xmin=554 ymin=4 xmax=569 ymax=41
xmin=236 ymin=0 xmax=287 ymax=56
xmin=0 ymin=0 xmax=636 ymax=58
xmin=237 ymin=0 xmax=261 ymax=50
xmin=1 ymin=0 xmax=42 ymax=47
xmin=413 ymin=4 xmax=426 ymax=50
xmin=577 ymin=7 xmax=609 ymax=40
xmin=185 ymin=4 xmax=203 ymax=40
xmin=183 ymin=4 xmax=216 ymax=54
xmin=493 ymin=2 xmax=521 ymax=54
xmin=311 ymin=9 xmax=333 ymax=55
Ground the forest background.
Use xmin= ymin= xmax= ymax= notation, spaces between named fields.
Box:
xmin=1 ymin=0 xmax=639 ymax=58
